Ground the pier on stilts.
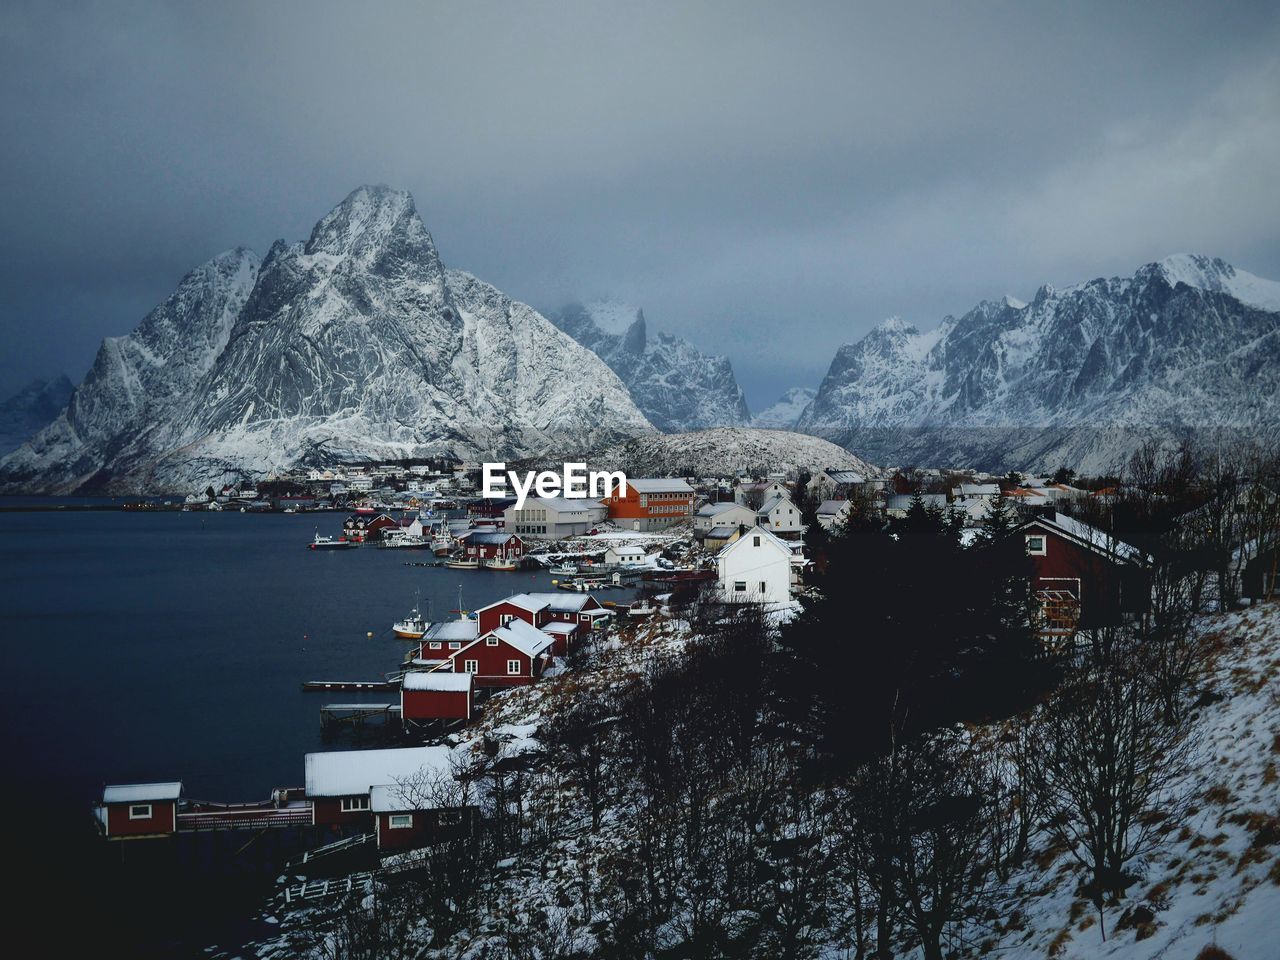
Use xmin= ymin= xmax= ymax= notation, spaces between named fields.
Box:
xmin=319 ymin=703 xmax=401 ymax=734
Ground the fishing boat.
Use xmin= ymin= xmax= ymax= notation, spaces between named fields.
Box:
xmin=431 ymin=536 xmax=453 ymax=556
xmin=625 ymin=600 xmax=658 ymax=618
xmin=308 ymin=531 xmax=358 ymax=550
xmin=444 ymin=556 xmax=480 ymax=570
xmin=548 ymin=562 xmax=578 ymax=575
xmin=380 ymin=535 xmax=430 ymax=549
xmin=482 ymin=557 xmax=519 ymax=571
xmin=392 ymin=600 xmax=428 ymax=639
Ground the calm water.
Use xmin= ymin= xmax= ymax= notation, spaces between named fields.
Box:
xmin=0 ymin=507 xmax=609 ymax=953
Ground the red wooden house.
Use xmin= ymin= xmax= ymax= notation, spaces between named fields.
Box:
xmin=401 ymin=671 xmax=474 ymax=725
xmin=305 ymin=745 xmax=455 ymax=829
xmin=475 ymin=595 xmax=550 ymax=634
xmin=1016 ymin=512 xmax=1151 ymax=635
xmin=98 ymin=782 xmax=182 ymax=839
xmin=459 ymin=531 xmax=524 ymax=560
xmin=417 ymin=618 xmax=480 ymax=660
xmin=370 ymin=783 xmax=475 ymax=852
xmin=448 ymin=619 xmax=554 ymax=687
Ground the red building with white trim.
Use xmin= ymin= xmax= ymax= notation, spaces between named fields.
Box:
xmin=98 ymin=782 xmax=182 ymax=839
xmin=448 ymin=619 xmax=554 ymax=687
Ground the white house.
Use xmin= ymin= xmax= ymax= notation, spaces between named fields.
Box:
xmin=815 ymin=499 xmax=852 ymax=531
xmin=504 ymin=496 xmax=608 ymax=538
xmin=734 ymin=480 xmax=789 ymax=507
xmin=605 ymin=544 xmax=648 ymax=566
xmin=951 ymin=483 xmax=1001 ymax=500
xmin=694 ymin=501 xmax=758 ymax=533
xmin=757 ymin=494 xmax=803 ymax=536
xmin=716 ymin=525 xmax=793 ymax=606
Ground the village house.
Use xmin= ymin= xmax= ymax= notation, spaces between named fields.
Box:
xmin=458 ymin=530 xmax=525 ymax=560
xmin=716 ymin=524 xmax=794 ymax=606
xmin=605 ymin=478 xmax=696 ymax=530
xmin=605 ymin=544 xmax=648 ymax=566
xmin=418 ymin=618 xmax=480 ymax=658
xmin=694 ymin=500 xmax=758 ymax=534
xmin=305 ymin=745 xmax=456 ymax=830
xmin=734 ymin=479 xmax=789 ymax=507
xmin=951 ymin=482 xmax=1001 ymax=500
xmin=401 ymin=671 xmax=474 ymax=727
xmin=471 ymin=592 xmax=610 ymax=656
xmin=815 ymin=499 xmax=852 ymax=531
xmin=97 ymin=782 xmax=182 ymax=839
xmin=448 ymin=618 xmax=555 ymax=687
xmin=812 ymin=468 xmax=867 ymax=500
xmin=369 ymin=782 xmax=475 ymax=852
xmin=757 ymin=493 xmax=803 ymax=537
xmin=475 ymin=594 xmax=550 ymax=634
xmin=503 ymin=496 xmax=608 ymax=538
xmin=703 ymin=525 xmax=745 ymax=552
xmin=1015 ymin=512 xmax=1151 ymax=635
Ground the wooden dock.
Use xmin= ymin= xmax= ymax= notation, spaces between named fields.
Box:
xmin=320 ymin=702 xmax=401 ymax=732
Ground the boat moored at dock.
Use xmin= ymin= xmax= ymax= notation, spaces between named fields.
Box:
xmin=309 ymin=531 xmax=359 ymax=550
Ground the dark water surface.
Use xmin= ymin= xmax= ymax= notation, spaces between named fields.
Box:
xmin=0 ymin=507 xmax=596 ymax=954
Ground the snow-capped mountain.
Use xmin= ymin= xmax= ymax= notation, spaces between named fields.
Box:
xmin=0 ymin=374 xmax=74 ymax=457
xmin=0 ymin=187 xmax=653 ymax=493
xmin=548 ymin=300 xmax=751 ymax=432
xmin=797 ymin=255 xmax=1280 ymax=473
xmin=752 ymin=387 xmax=816 ymax=430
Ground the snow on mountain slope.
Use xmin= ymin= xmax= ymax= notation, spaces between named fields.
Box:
xmin=0 ymin=187 xmax=653 ymax=493
xmin=983 ymin=602 xmax=1280 ymax=960
xmin=0 ymin=374 xmax=74 ymax=456
xmin=751 ymin=387 xmax=816 ymax=430
xmin=549 ymin=300 xmax=752 ymax=432
xmin=797 ymin=257 xmax=1280 ymax=473
xmin=564 ymin=426 xmax=878 ymax=478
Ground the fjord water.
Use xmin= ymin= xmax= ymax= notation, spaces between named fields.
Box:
xmin=0 ymin=506 xmax=580 ymax=952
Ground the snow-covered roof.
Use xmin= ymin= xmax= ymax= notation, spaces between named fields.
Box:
xmin=608 ymin=545 xmax=646 ymax=556
xmin=758 ymin=493 xmax=795 ymax=514
xmin=423 ymin=619 xmax=479 ymax=642
xmin=519 ymin=591 xmax=598 ymax=613
xmin=955 ymin=483 xmax=1001 ymax=496
xmin=696 ymin=501 xmax=748 ymax=517
xmin=510 ymin=496 xmax=604 ymax=514
xmin=478 ymin=594 xmax=550 ymax=615
xmin=459 ymin=531 xmax=520 ymax=544
xmin=816 ymin=499 xmax=851 ymax=516
xmin=1026 ymin=512 xmax=1150 ymax=564
xmin=705 ymin=525 xmax=740 ymax=539
xmin=823 ymin=469 xmax=865 ymax=484
xmin=716 ymin=524 xmax=792 ymax=559
xmin=305 ymin=745 xmax=454 ymax=798
xmin=628 ymin=478 xmax=693 ymax=493
xmin=487 ymin=619 xmax=556 ymax=658
xmin=402 ymin=671 xmax=473 ymax=692
xmin=104 ymin=782 xmax=182 ymax=804
xmin=541 ymin=621 xmax=578 ymax=635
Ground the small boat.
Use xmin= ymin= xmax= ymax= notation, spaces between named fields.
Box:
xmin=445 ymin=557 xmax=480 ymax=570
xmin=625 ymin=600 xmax=658 ymax=618
xmin=392 ymin=604 xmax=427 ymax=639
xmin=308 ymin=531 xmax=358 ymax=550
xmin=483 ymin=558 xmax=519 ymax=571
xmin=380 ymin=535 xmax=430 ymax=549
xmin=548 ymin=563 xmax=578 ymax=575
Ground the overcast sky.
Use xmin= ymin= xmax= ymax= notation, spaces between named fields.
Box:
xmin=2 ymin=1 xmax=1278 ymax=410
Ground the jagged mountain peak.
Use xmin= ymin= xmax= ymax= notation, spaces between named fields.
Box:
xmin=798 ymin=255 xmax=1280 ymax=473
xmin=303 ymin=184 xmax=440 ymax=277
xmin=547 ymin=300 xmax=751 ymax=433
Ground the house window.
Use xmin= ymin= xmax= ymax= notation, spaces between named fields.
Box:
xmin=753 ymin=536 xmax=761 ymax=546
xmin=500 ymin=614 xmax=514 ymax=625
xmin=449 ymin=641 xmax=461 ymax=649
xmin=388 ymin=814 xmax=413 ymax=829
xmin=486 ymin=637 xmax=499 ymax=646
xmin=734 ymin=581 xmax=747 ymax=592
xmin=128 ymin=804 xmax=153 ymax=820
xmin=340 ymin=797 xmax=370 ymax=813
xmin=760 ymin=581 xmax=767 ymax=593
xmin=580 ymin=614 xmax=589 ymax=622
xmin=437 ymin=810 xmax=463 ymax=826
xmin=1026 ymin=535 xmax=1047 ymax=556
xmin=464 ymin=659 xmax=479 ymax=674
xmin=507 ymin=659 xmax=522 ymax=675
xmin=428 ymin=641 xmax=441 ymax=650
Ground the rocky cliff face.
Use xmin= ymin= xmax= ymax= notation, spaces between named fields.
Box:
xmin=0 ymin=187 xmax=653 ymax=493
xmin=549 ymin=300 xmax=752 ymax=432
xmin=752 ymin=387 xmax=816 ymax=430
xmin=797 ymin=256 xmax=1280 ymax=472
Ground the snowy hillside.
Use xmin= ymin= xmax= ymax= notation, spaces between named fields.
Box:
xmin=0 ymin=374 xmax=73 ymax=456
xmin=797 ymin=256 xmax=1280 ymax=473
xmin=751 ymin=386 xmax=816 ymax=429
xmin=0 ymin=187 xmax=654 ymax=494
xmin=548 ymin=300 xmax=752 ymax=432
xmin=564 ymin=425 xmax=878 ymax=477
